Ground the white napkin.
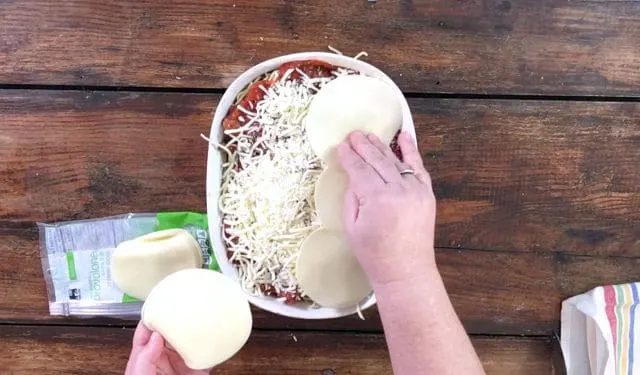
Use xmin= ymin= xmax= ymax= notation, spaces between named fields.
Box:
xmin=561 ymin=283 xmax=640 ymax=375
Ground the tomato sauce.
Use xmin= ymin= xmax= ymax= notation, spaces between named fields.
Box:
xmin=390 ymin=130 xmax=402 ymax=161
xmin=277 ymin=59 xmax=337 ymax=80
xmin=222 ymin=60 xmax=339 ymax=131
xmin=259 ymin=284 xmax=302 ymax=305
xmin=222 ymin=79 xmax=272 ymax=130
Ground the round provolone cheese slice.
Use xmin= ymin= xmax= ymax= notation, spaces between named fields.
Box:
xmin=111 ymin=228 xmax=203 ymax=300
xmin=142 ymin=269 xmax=252 ymax=370
xmin=305 ymin=75 xmax=402 ymax=161
xmin=314 ymin=166 xmax=348 ymax=230
xmin=296 ymin=229 xmax=371 ymax=308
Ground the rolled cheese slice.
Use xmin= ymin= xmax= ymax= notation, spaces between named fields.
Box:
xmin=305 ymin=74 xmax=402 ymax=161
xmin=111 ymin=228 xmax=203 ymax=300
xmin=314 ymin=166 xmax=348 ymax=230
xmin=296 ymin=229 xmax=372 ymax=308
xmin=142 ymin=269 xmax=252 ymax=370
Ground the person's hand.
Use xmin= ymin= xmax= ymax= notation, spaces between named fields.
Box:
xmin=125 ymin=321 xmax=210 ymax=375
xmin=337 ymin=131 xmax=437 ymax=286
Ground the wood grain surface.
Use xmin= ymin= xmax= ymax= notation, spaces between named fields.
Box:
xmin=2 ymin=229 xmax=639 ymax=334
xmin=418 ymin=99 xmax=640 ymax=255
xmin=0 ymin=325 xmax=556 ymax=375
xmin=3 ymin=2 xmax=636 ymax=373
xmin=1 ymin=91 xmax=638 ymax=352
xmin=1 ymin=1 xmax=640 ymax=95
xmin=1 ymin=91 xmax=638 ymax=254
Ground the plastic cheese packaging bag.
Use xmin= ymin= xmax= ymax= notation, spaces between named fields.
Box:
xmin=38 ymin=212 xmax=216 ymax=317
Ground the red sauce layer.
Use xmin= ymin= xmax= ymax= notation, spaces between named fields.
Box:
xmin=222 ymin=60 xmax=339 ymax=131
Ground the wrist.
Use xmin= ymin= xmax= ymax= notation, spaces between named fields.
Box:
xmin=372 ymin=265 xmax=446 ymax=311
xmin=367 ymin=253 xmax=439 ymax=290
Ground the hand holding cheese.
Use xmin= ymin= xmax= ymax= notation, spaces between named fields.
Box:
xmin=296 ymin=75 xmax=402 ymax=308
xmin=125 ymin=322 xmax=210 ymax=375
xmin=337 ymin=131 xmax=436 ymax=285
xmin=111 ymin=229 xmax=203 ymax=300
xmin=302 ymin=75 xmax=404 ymax=310
xmin=141 ymin=269 xmax=252 ymax=370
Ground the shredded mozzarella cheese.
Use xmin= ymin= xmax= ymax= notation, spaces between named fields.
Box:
xmin=218 ymin=69 xmax=353 ymax=298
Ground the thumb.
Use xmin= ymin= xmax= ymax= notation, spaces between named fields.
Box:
xmin=134 ymin=332 xmax=164 ymax=371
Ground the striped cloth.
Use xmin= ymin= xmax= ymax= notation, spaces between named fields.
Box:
xmin=562 ymin=283 xmax=639 ymax=375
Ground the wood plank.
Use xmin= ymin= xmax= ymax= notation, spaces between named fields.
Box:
xmin=0 ymin=91 xmax=215 ymax=221
xmin=1 ymin=91 xmax=638 ymax=254
xmin=0 ymin=325 xmax=555 ymax=375
xmin=2 ymin=229 xmax=639 ymax=334
xmin=2 ymin=91 xmax=639 ymax=334
xmin=1 ymin=1 xmax=640 ymax=95
xmin=418 ymin=99 xmax=640 ymax=255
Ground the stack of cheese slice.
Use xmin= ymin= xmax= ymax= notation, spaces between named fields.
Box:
xmin=142 ymin=269 xmax=252 ymax=370
xmin=298 ymin=74 xmax=402 ymax=309
xmin=111 ymin=229 xmax=252 ymax=370
xmin=112 ymin=229 xmax=204 ymax=300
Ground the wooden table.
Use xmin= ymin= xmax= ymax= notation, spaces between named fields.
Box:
xmin=1 ymin=1 xmax=639 ymax=374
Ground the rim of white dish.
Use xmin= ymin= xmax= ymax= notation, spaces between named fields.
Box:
xmin=205 ymin=52 xmax=416 ymax=319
